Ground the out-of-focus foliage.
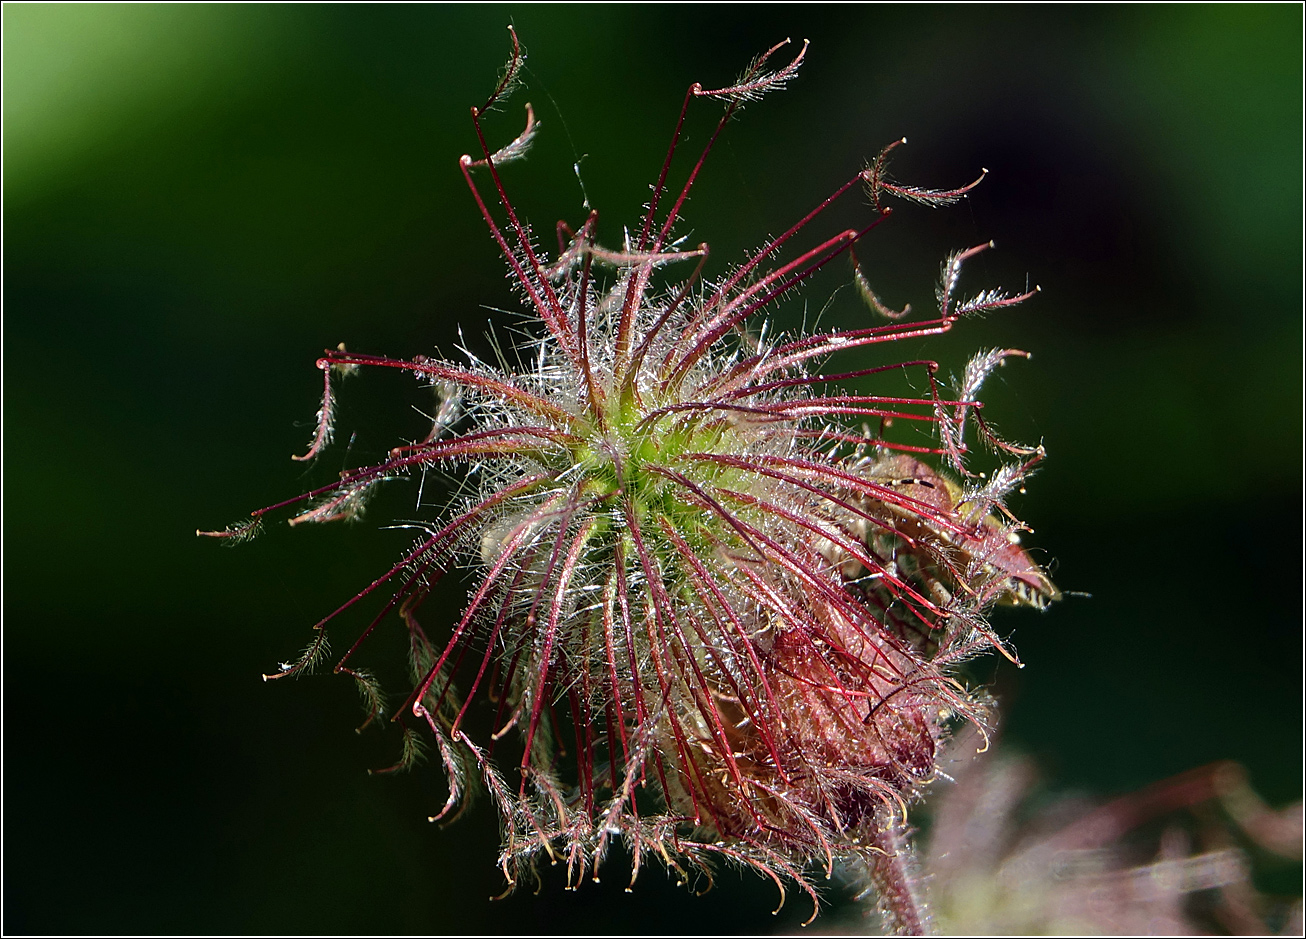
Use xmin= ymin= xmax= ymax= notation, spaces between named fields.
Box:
xmin=917 ymin=734 xmax=1302 ymax=935
xmin=5 ymin=5 xmax=1300 ymax=934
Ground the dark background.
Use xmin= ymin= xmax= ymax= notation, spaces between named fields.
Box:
xmin=5 ymin=5 xmax=1301 ymax=934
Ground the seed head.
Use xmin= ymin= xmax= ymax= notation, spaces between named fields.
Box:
xmin=202 ymin=30 xmax=1054 ymax=927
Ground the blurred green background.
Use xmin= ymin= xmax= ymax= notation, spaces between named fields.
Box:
xmin=5 ymin=4 xmax=1301 ymax=934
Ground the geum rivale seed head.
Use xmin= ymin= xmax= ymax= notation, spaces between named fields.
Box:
xmin=201 ymin=30 xmax=1055 ymax=926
